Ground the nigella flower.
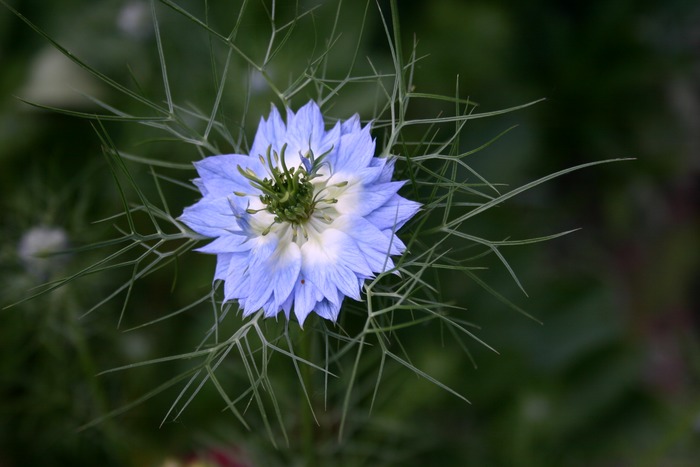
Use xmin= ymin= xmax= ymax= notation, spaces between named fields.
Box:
xmin=180 ymin=101 xmax=420 ymax=325
xmin=18 ymin=225 xmax=70 ymax=280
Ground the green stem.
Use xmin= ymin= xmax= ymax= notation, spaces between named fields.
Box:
xmin=300 ymin=327 xmax=317 ymax=467
xmin=68 ymin=302 xmax=125 ymax=464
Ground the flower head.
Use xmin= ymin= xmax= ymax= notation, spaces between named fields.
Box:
xmin=181 ymin=101 xmax=420 ymax=325
xmin=18 ymin=225 xmax=70 ymax=280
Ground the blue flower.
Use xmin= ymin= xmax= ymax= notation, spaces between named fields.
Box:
xmin=180 ymin=101 xmax=420 ymax=325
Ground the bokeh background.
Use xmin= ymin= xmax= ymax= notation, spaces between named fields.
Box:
xmin=1 ymin=0 xmax=699 ymax=465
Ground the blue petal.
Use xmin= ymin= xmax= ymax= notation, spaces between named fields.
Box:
xmin=373 ymin=156 xmax=395 ymax=183
xmin=364 ymin=193 xmax=421 ymax=230
xmin=196 ymin=234 xmax=251 ymax=254
xmin=271 ymin=243 xmax=302 ymax=305
xmin=224 ymin=252 xmax=252 ymax=303
xmin=332 ymin=123 xmax=375 ymax=174
xmin=262 ymin=295 xmax=284 ymax=318
xmin=353 ymin=165 xmax=385 ymax=185
xmin=293 ymin=276 xmax=323 ymax=325
xmin=342 ymin=181 xmax=405 ymax=217
xmin=193 ymin=178 xmax=209 ymax=196
xmin=332 ymin=215 xmax=399 ymax=272
xmin=329 ymin=263 xmax=361 ymax=300
xmin=319 ymin=120 xmax=341 ymax=156
xmin=285 ymin=101 xmax=338 ymax=160
xmin=180 ymin=198 xmax=237 ymax=237
xmin=280 ymin=291 xmax=295 ymax=318
xmin=240 ymin=235 xmax=279 ymax=315
xmin=300 ymin=229 xmax=363 ymax=303
xmin=340 ymin=114 xmax=361 ymax=135
xmin=329 ymin=228 xmax=373 ymax=277
xmin=194 ymin=154 xmax=264 ymax=197
xmin=315 ymin=293 xmax=343 ymax=322
xmin=383 ymin=231 xmax=406 ymax=256
xmin=249 ymin=241 xmax=302 ymax=313
xmin=250 ymin=105 xmax=287 ymax=158
xmin=287 ymin=101 xmax=324 ymax=142
xmin=214 ymin=253 xmax=232 ymax=281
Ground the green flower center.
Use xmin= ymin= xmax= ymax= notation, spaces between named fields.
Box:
xmin=237 ymin=144 xmax=345 ymax=237
xmin=259 ymin=159 xmax=315 ymax=225
xmin=237 ymin=144 xmax=324 ymax=229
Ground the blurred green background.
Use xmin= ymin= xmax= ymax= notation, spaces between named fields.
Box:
xmin=1 ymin=0 xmax=699 ymax=465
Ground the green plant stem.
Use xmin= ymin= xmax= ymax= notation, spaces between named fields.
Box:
xmin=68 ymin=302 xmax=125 ymax=464
xmin=300 ymin=328 xmax=317 ymax=467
